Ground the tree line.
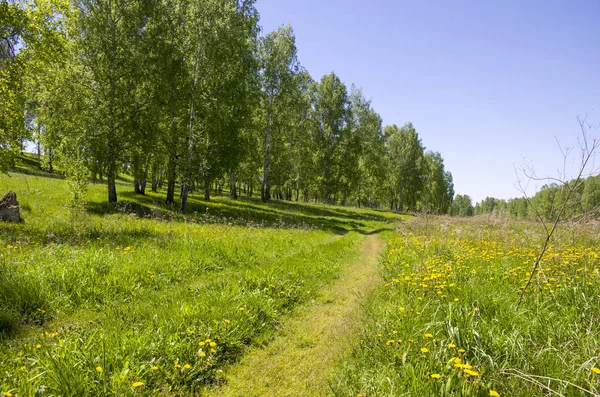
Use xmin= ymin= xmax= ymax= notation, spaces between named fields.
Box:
xmin=450 ymin=174 xmax=600 ymax=220
xmin=1 ymin=0 xmax=454 ymax=214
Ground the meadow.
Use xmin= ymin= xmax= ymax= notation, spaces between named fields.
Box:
xmin=2 ymin=156 xmax=600 ymax=396
xmin=330 ymin=217 xmax=600 ymax=397
xmin=0 ymin=156 xmax=400 ymax=396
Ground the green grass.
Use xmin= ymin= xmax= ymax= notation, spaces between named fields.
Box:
xmin=0 ymin=155 xmax=403 ymax=396
xmin=329 ymin=218 xmax=600 ymax=396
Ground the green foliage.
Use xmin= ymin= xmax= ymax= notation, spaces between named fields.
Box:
xmin=3 ymin=0 xmax=456 ymax=214
xmin=451 ymin=194 xmax=474 ymax=217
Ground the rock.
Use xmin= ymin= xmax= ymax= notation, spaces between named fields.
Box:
xmin=150 ymin=208 xmax=163 ymax=220
xmin=0 ymin=191 xmax=20 ymax=223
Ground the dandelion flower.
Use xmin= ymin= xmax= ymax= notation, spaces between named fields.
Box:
xmin=239 ymin=307 xmax=245 ymax=311
xmin=199 ymin=351 xmax=206 ymax=358
xmin=131 ymin=381 xmax=143 ymax=388
xmin=449 ymin=343 xmax=456 ymax=348
xmin=425 ymin=333 xmax=433 ymax=338
xmin=35 ymin=344 xmax=41 ymax=349
xmin=184 ymin=364 xmax=191 ymax=369
xmin=199 ymin=341 xmax=205 ymax=347
xmin=454 ymin=298 xmax=459 ymax=302
xmin=420 ymin=347 xmax=429 ymax=353
xmin=96 ymin=366 xmax=102 ymax=372
xmin=490 ymin=391 xmax=500 ymax=397
xmin=431 ymin=373 xmax=441 ymax=379
xmin=210 ymin=342 xmax=217 ymax=347
xmin=464 ymin=369 xmax=481 ymax=377
xmin=151 ymin=366 xmax=158 ymax=371
xmin=458 ymin=348 xmax=466 ymax=353
xmin=2 ymin=392 xmax=13 ymax=397
xmin=593 ymin=367 xmax=600 ymax=374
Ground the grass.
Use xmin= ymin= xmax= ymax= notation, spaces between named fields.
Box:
xmin=0 ymin=155 xmax=403 ymax=396
xmin=206 ymin=234 xmax=385 ymax=396
xmin=329 ymin=217 xmax=600 ymax=396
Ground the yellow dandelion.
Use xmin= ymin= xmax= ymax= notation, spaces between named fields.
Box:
xmin=210 ymin=348 xmax=216 ymax=354
xmin=454 ymin=298 xmax=459 ymax=302
xmin=2 ymin=392 xmax=13 ymax=397
xmin=199 ymin=351 xmax=206 ymax=358
xmin=431 ymin=373 xmax=441 ymax=379
xmin=239 ymin=307 xmax=245 ymax=311
xmin=464 ymin=369 xmax=481 ymax=377
xmin=490 ymin=391 xmax=500 ymax=397
xmin=151 ymin=366 xmax=158 ymax=371
xmin=35 ymin=344 xmax=41 ymax=349
xmin=131 ymin=381 xmax=143 ymax=388
xmin=420 ymin=347 xmax=429 ymax=353
xmin=425 ymin=333 xmax=433 ymax=338
xmin=210 ymin=342 xmax=217 ymax=347
xmin=593 ymin=367 xmax=600 ymax=374
xmin=199 ymin=341 xmax=205 ymax=347
xmin=386 ymin=340 xmax=395 ymax=345
xmin=449 ymin=343 xmax=456 ymax=348
xmin=96 ymin=366 xmax=102 ymax=373
xmin=458 ymin=348 xmax=466 ymax=353
xmin=184 ymin=364 xmax=191 ymax=369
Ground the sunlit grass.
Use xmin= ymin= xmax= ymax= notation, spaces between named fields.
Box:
xmin=331 ymin=218 xmax=600 ymax=396
xmin=0 ymin=159 xmax=403 ymax=396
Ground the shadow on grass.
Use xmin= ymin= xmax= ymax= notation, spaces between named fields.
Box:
xmin=84 ymin=190 xmax=400 ymax=236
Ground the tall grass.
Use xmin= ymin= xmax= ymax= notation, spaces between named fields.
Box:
xmin=0 ymin=164 xmax=401 ymax=396
xmin=330 ymin=218 xmax=600 ymax=396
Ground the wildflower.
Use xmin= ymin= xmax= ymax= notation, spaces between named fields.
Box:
xmin=386 ymin=340 xmax=395 ymax=345
xmin=449 ymin=343 xmax=456 ymax=348
xmin=593 ymin=367 xmax=600 ymax=374
xmin=2 ymin=392 xmax=13 ymax=397
xmin=454 ymin=298 xmax=459 ymax=302
xmin=132 ymin=381 xmax=143 ymax=388
xmin=199 ymin=351 xmax=206 ymax=358
xmin=151 ymin=366 xmax=158 ymax=371
xmin=239 ymin=307 xmax=245 ymax=311
xmin=425 ymin=333 xmax=433 ymax=338
xmin=399 ymin=307 xmax=405 ymax=311
xmin=35 ymin=344 xmax=41 ymax=349
xmin=431 ymin=373 xmax=441 ymax=379
xmin=420 ymin=347 xmax=429 ymax=353
xmin=96 ymin=366 xmax=102 ymax=372
xmin=199 ymin=341 xmax=205 ymax=347
xmin=224 ymin=319 xmax=230 ymax=324
xmin=210 ymin=349 xmax=216 ymax=354
xmin=490 ymin=391 xmax=500 ymax=397
xmin=210 ymin=342 xmax=217 ymax=347
xmin=184 ymin=364 xmax=191 ymax=369
xmin=458 ymin=348 xmax=466 ymax=353
xmin=464 ymin=369 xmax=481 ymax=377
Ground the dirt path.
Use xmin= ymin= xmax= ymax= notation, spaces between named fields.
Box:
xmin=206 ymin=233 xmax=384 ymax=397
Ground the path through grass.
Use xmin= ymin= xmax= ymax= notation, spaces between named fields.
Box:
xmin=207 ymin=233 xmax=385 ymax=397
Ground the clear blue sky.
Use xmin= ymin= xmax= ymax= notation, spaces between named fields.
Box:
xmin=255 ymin=0 xmax=600 ymax=203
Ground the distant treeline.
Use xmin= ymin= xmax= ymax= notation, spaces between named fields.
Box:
xmin=451 ymin=174 xmax=600 ymax=220
xmin=1 ymin=0 xmax=455 ymax=214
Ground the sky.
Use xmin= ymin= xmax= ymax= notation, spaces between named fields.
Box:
xmin=254 ymin=0 xmax=600 ymax=203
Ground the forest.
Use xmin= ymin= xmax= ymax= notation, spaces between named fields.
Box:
xmin=1 ymin=0 xmax=454 ymax=214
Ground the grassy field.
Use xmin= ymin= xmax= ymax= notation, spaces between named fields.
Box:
xmin=0 ymin=156 xmax=401 ymax=396
xmin=2 ymin=155 xmax=600 ymax=396
xmin=330 ymin=218 xmax=600 ymax=396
